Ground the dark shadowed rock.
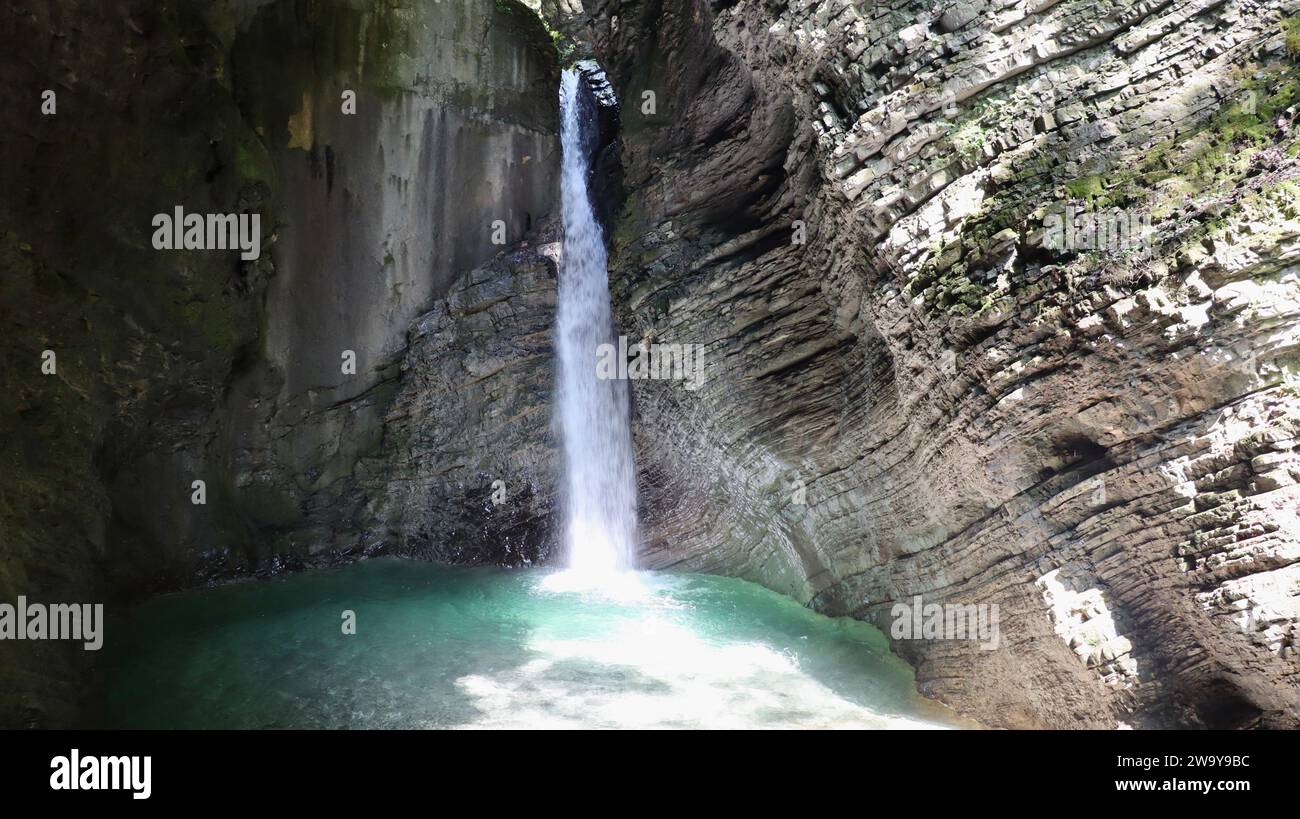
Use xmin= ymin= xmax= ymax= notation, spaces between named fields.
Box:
xmin=3 ymin=0 xmax=1298 ymax=732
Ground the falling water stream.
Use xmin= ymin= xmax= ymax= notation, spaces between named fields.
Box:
xmin=92 ymin=71 xmax=966 ymax=730
xmin=553 ymin=68 xmax=640 ymax=577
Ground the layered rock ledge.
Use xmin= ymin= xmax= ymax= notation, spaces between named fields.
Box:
xmin=573 ymin=0 xmax=1300 ymax=727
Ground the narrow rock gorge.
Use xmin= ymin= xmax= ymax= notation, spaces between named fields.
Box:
xmin=584 ymin=0 xmax=1300 ymax=728
xmin=1 ymin=0 xmax=1297 ymax=730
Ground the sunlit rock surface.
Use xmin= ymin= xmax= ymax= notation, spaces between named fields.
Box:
xmin=572 ymin=0 xmax=1300 ymax=727
xmin=3 ymin=0 xmax=1298 ymax=730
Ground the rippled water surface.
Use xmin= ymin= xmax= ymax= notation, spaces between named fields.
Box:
xmin=99 ymin=558 xmax=962 ymax=729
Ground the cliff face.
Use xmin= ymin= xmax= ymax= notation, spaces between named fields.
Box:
xmin=205 ymin=0 xmax=560 ymax=574
xmin=3 ymin=0 xmax=1297 ymax=731
xmin=0 ymin=0 xmax=560 ymax=726
xmin=574 ymin=0 xmax=1300 ymax=727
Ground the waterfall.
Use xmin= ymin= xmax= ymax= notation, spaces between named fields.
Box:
xmin=554 ymin=69 xmax=639 ymax=576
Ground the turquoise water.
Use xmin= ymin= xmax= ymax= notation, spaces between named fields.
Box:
xmin=98 ymin=558 xmax=959 ymax=729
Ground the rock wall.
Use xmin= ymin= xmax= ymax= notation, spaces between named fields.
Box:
xmin=368 ymin=219 xmax=563 ymax=567
xmin=4 ymin=0 xmax=1297 ymax=731
xmin=1 ymin=0 xmax=272 ymax=728
xmin=571 ymin=0 xmax=1300 ymax=727
xmin=0 ymin=0 xmax=560 ymax=727
xmin=204 ymin=0 xmax=561 ymax=575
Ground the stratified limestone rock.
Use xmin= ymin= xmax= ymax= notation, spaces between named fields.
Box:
xmin=576 ymin=0 xmax=1300 ymax=727
xmin=370 ymin=225 xmax=561 ymax=566
xmin=4 ymin=0 xmax=1296 ymax=732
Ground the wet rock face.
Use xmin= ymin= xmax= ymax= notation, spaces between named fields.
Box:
xmin=0 ymin=0 xmax=273 ymax=727
xmin=578 ymin=0 xmax=1300 ymax=727
xmin=211 ymin=0 xmax=562 ymax=574
xmin=367 ymin=221 xmax=563 ymax=568
xmin=0 ymin=0 xmax=561 ymax=726
xmin=574 ymin=59 xmax=625 ymax=235
xmin=3 ymin=0 xmax=1296 ymax=732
